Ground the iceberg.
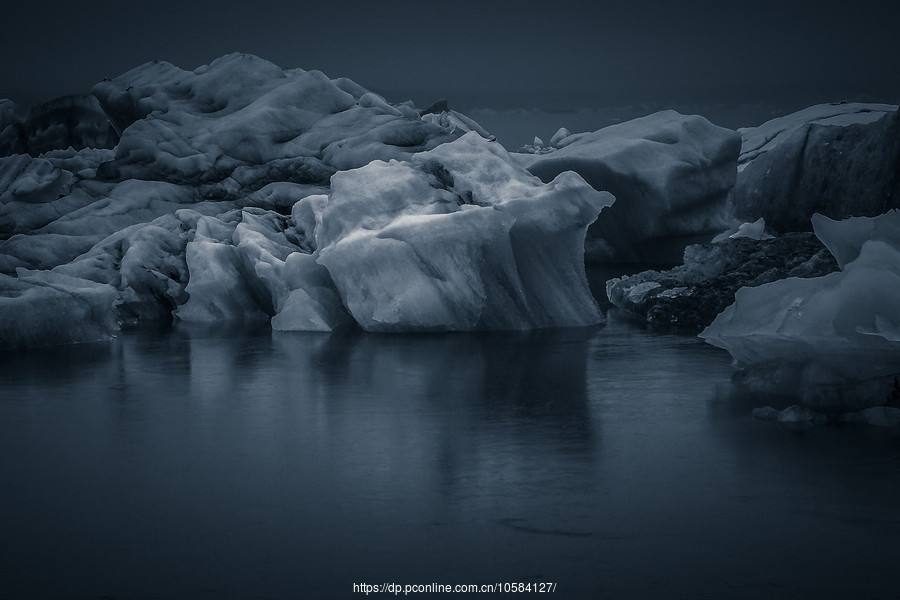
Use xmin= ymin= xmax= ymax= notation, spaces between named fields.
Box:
xmin=700 ymin=211 xmax=900 ymax=411
xmin=0 ymin=54 xmax=514 ymax=345
xmin=518 ymin=110 xmax=741 ymax=263
xmin=733 ymin=103 xmax=900 ymax=233
xmin=315 ymin=133 xmax=613 ymax=331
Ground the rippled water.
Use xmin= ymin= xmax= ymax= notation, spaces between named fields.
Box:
xmin=1 ymin=315 xmax=899 ymax=599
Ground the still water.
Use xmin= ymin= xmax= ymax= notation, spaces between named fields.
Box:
xmin=1 ymin=314 xmax=899 ymax=599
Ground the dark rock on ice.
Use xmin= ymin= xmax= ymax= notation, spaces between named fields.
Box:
xmin=605 ymin=232 xmax=838 ymax=331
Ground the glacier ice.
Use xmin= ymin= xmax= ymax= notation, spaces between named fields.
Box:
xmin=733 ymin=103 xmax=900 ymax=233
xmin=700 ymin=210 xmax=900 ymax=411
xmin=0 ymin=54 xmax=514 ymax=345
xmin=315 ymin=133 xmax=613 ymax=331
xmin=518 ymin=110 xmax=740 ymax=263
xmin=5 ymin=53 xmax=611 ymax=342
xmin=2 ymin=52 xmax=896 ymax=350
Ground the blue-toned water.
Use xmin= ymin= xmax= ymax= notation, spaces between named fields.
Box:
xmin=1 ymin=314 xmax=899 ymax=599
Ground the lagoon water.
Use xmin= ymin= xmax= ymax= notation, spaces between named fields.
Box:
xmin=2 ymin=312 xmax=899 ymax=599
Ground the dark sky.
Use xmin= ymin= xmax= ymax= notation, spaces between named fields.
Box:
xmin=2 ymin=0 xmax=899 ymax=110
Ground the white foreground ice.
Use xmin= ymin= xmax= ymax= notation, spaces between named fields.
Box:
xmin=315 ymin=133 xmax=613 ymax=331
xmin=701 ymin=210 xmax=900 ymax=410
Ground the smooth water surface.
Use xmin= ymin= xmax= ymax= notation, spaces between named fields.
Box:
xmin=1 ymin=316 xmax=899 ymax=599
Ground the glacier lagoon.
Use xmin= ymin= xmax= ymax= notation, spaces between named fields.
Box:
xmin=2 ymin=311 xmax=899 ymax=599
xmin=2 ymin=53 xmax=899 ymax=599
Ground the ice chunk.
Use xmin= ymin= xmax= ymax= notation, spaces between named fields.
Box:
xmin=420 ymin=108 xmax=494 ymax=140
xmin=701 ymin=211 xmax=900 ymax=410
xmin=0 ymin=270 xmax=119 ymax=348
xmin=549 ymin=127 xmax=571 ymax=148
xmin=733 ymin=103 xmax=900 ymax=233
xmin=176 ymin=242 xmax=266 ymax=322
xmin=521 ymin=111 xmax=740 ymax=263
xmin=53 ymin=213 xmax=192 ymax=323
xmin=271 ymin=253 xmax=352 ymax=332
xmin=711 ymin=218 xmax=773 ymax=242
xmin=811 ymin=210 xmax=900 ymax=268
xmin=316 ymin=132 xmax=613 ymax=331
xmin=174 ymin=209 xmax=307 ymax=323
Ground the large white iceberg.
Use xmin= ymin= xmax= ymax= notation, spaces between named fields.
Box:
xmin=315 ymin=133 xmax=614 ymax=331
xmin=518 ymin=111 xmax=741 ymax=263
xmin=733 ymin=102 xmax=900 ymax=233
xmin=0 ymin=55 xmax=511 ymax=345
xmin=700 ymin=210 xmax=900 ymax=411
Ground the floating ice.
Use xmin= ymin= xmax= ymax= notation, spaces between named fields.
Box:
xmin=711 ymin=218 xmax=773 ymax=242
xmin=519 ymin=111 xmax=740 ymax=263
xmin=316 ymin=132 xmax=613 ymax=331
xmin=0 ymin=54 xmax=502 ymax=345
xmin=733 ymin=103 xmax=900 ymax=233
xmin=701 ymin=210 xmax=900 ymax=410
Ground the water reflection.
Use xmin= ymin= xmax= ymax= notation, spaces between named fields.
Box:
xmin=1 ymin=323 xmax=898 ymax=599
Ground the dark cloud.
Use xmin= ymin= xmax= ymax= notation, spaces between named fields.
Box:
xmin=2 ymin=0 xmax=898 ymax=108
